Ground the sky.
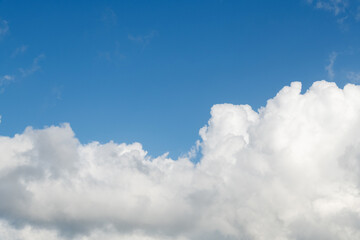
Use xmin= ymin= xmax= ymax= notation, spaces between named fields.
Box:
xmin=1 ymin=0 xmax=360 ymax=158
xmin=2 ymin=1 xmax=360 ymax=239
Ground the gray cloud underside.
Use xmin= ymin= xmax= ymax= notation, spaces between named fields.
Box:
xmin=1 ymin=81 xmax=360 ymax=239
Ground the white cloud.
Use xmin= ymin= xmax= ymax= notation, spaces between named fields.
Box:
xmin=325 ymin=51 xmax=337 ymax=80
xmin=1 ymin=81 xmax=360 ymax=239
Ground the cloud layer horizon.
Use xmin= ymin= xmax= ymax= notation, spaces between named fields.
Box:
xmin=1 ymin=80 xmax=360 ymax=240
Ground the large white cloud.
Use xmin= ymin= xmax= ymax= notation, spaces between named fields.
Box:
xmin=1 ymin=81 xmax=360 ymax=239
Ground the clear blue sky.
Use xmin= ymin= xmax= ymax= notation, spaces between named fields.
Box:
xmin=1 ymin=0 xmax=360 ymax=157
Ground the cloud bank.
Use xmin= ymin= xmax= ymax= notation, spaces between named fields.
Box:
xmin=1 ymin=81 xmax=360 ymax=239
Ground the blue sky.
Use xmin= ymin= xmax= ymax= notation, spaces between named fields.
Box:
xmin=1 ymin=0 xmax=360 ymax=157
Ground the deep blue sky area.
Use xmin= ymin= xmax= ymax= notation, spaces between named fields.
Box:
xmin=1 ymin=0 xmax=360 ymax=157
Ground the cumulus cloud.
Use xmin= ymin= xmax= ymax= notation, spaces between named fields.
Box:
xmin=1 ymin=81 xmax=360 ymax=239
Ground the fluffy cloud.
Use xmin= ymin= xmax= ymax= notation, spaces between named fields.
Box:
xmin=1 ymin=81 xmax=360 ymax=239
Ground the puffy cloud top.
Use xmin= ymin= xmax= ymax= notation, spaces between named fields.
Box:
xmin=1 ymin=81 xmax=360 ymax=239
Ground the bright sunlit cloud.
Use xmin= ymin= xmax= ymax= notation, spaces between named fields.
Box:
xmin=1 ymin=81 xmax=360 ymax=240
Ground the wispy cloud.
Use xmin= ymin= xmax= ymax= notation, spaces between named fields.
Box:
xmin=306 ymin=0 xmax=360 ymax=28
xmin=309 ymin=0 xmax=348 ymax=16
xmin=98 ymin=51 xmax=112 ymax=61
xmin=128 ymin=30 xmax=157 ymax=48
xmin=11 ymin=45 xmax=28 ymax=58
xmin=0 ymin=75 xmax=14 ymax=86
xmin=19 ymin=54 xmax=45 ymax=77
xmin=51 ymin=85 xmax=63 ymax=101
xmin=0 ymin=52 xmax=45 ymax=92
xmin=98 ymin=41 xmax=126 ymax=63
xmin=41 ymin=85 xmax=64 ymax=109
xmin=356 ymin=6 xmax=360 ymax=21
xmin=347 ymin=71 xmax=360 ymax=82
xmin=0 ymin=18 xmax=9 ymax=38
xmin=325 ymin=51 xmax=337 ymax=80
xmin=102 ymin=7 xmax=117 ymax=25
xmin=0 ymin=75 xmax=15 ymax=93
